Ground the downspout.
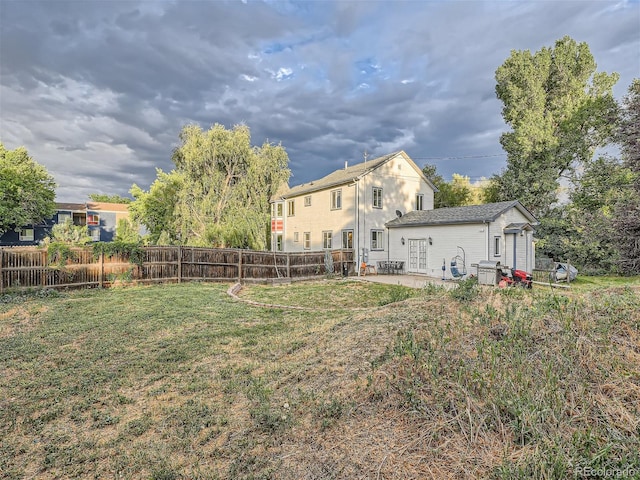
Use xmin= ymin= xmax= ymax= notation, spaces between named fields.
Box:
xmin=356 ymin=179 xmax=361 ymax=277
xmin=513 ymin=233 xmax=517 ymax=270
xmin=486 ymin=221 xmax=490 ymax=260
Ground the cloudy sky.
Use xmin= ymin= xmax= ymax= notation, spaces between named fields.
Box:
xmin=1 ymin=0 xmax=638 ymax=202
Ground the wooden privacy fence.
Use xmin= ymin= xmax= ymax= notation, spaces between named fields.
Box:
xmin=0 ymin=246 xmax=355 ymax=292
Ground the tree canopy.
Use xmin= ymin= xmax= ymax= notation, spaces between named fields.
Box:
xmin=422 ymin=164 xmax=478 ymax=208
xmin=88 ymin=193 xmax=132 ymax=204
xmin=130 ymin=124 xmax=290 ymax=249
xmin=486 ymin=36 xmax=619 ymax=217
xmin=0 ymin=143 xmax=57 ymax=236
xmin=611 ymin=79 xmax=640 ymax=273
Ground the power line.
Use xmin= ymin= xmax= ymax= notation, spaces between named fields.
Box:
xmin=412 ymin=153 xmax=507 ymax=161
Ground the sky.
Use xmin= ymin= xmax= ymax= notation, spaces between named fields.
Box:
xmin=1 ymin=0 xmax=639 ymax=202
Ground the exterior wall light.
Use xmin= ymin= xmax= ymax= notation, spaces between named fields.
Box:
xmin=428 ymin=237 xmax=433 ymax=245
xmin=401 ymin=237 xmax=405 ymax=245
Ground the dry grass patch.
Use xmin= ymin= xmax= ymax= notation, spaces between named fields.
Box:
xmin=1 ymin=280 xmax=638 ymax=479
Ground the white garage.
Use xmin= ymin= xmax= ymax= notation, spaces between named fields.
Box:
xmin=385 ymin=201 xmax=538 ymax=280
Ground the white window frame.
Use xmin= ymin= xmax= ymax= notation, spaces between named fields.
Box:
xmin=19 ymin=228 xmax=35 ymax=242
xmin=330 ymin=189 xmax=342 ymax=210
xmin=276 ymin=203 xmax=283 ymax=217
xmin=275 ymin=234 xmax=283 ymax=252
xmin=57 ymin=212 xmax=72 ymax=223
xmin=293 ymin=232 xmax=299 ymax=242
xmin=287 ymin=199 xmax=295 ymax=217
xmin=303 ymin=232 xmax=311 ymax=250
xmin=304 ymin=195 xmax=311 ymax=207
xmin=372 ymin=187 xmax=383 ymax=209
xmin=416 ymin=194 xmax=424 ymax=211
xmin=371 ymin=230 xmax=384 ymax=251
xmin=323 ymin=231 xmax=333 ymax=249
xmin=494 ymin=236 xmax=501 ymax=257
xmin=342 ymin=229 xmax=353 ymax=249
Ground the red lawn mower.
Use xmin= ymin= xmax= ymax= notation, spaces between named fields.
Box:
xmin=499 ymin=266 xmax=533 ymax=289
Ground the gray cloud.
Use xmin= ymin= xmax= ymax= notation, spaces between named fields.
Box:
xmin=1 ymin=0 xmax=637 ymax=201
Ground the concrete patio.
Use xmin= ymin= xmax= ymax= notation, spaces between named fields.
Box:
xmin=355 ymin=273 xmax=458 ymax=290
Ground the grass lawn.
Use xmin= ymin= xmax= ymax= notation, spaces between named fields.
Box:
xmin=1 ymin=278 xmax=639 ymax=479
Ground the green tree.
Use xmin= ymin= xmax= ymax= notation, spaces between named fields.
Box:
xmin=88 ymin=193 xmax=132 ymax=204
xmin=131 ymin=124 xmax=290 ymax=249
xmin=538 ymin=156 xmax=631 ymax=272
xmin=611 ymin=79 xmax=640 ymax=273
xmin=129 ymin=169 xmax=183 ymax=245
xmin=487 ymin=36 xmax=619 ymax=217
xmin=114 ymin=218 xmax=141 ymax=243
xmin=48 ymin=218 xmax=92 ymax=245
xmin=0 ymin=143 xmax=56 ymax=235
xmin=422 ymin=165 xmax=473 ymax=208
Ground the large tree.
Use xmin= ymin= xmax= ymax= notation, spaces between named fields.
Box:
xmin=611 ymin=79 xmax=640 ymax=273
xmin=131 ymin=124 xmax=290 ymax=249
xmin=486 ymin=36 xmax=619 ymax=217
xmin=0 ymin=143 xmax=56 ymax=236
xmin=129 ymin=169 xmax=183 ymax=245
xmin=422 ymin=164 xmax=475 ymax=208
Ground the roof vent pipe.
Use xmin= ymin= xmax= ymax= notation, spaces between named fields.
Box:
xmin=344 ymin=161 xmax=348 ymax=170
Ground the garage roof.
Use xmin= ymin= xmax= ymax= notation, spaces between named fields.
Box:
xmin=386 ymin=200 xmax=537 ymax=227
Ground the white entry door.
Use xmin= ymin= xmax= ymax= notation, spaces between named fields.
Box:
xmin=408 ymin=239 xmax=428 ymax=274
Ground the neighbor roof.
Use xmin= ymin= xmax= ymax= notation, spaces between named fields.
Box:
xmin=274 ymin=151 xmax=437 ymax=199
xmin=56 ymin=202 xmax=130 ymax=212
xmin=386 ymin=201 xmax=537 ymax=227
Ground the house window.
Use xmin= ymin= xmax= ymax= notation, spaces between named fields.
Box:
xmin=294 ymin=232 xmax=299 ymax=242
xmin=57 ymin=212 xmax=72 ymax=223
xmin=342 ymin=229 xmax=353 ymax=249
xmin=494 ymin=236 xmax=501 ymax=256
xmin=304 ymin=195 xmax=311 ymax=207
xmin=323 ymin=231 xmax=332 ymax=249
xmin=330 ymin=189 xmax=342 ymax=210
xmin=276 ymin=203 xmax=283 ymax=217
xmin=416 ymin=194 xmax=424 ymax=211
xmin=303 ymin=232 xmax=311 ymax=250
xmin=90 ymin=228 xmax=100 ymax=242
xmin=288 ymin=200 xmax=295 ymax=216
xmin=276 ymin=234 xmax=283 ymax=252
xmin=87 ymin=214 xmax=100 ymax=226
xmin=19 ymin=228 xmax=34 ymax=242
xmin=371 ymin=230 xmax=384 ymax=250
xmin=372 ymin=187 xmax=382 ymax=208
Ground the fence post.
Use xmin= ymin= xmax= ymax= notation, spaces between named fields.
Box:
xmin=41 ymin=250 xmax=47 ymax=288
xmin=286 ymin=253 xmax=290 ymax=278
xmin=238 ymin=249 xmax=242 ymax=281
xmin=177 ymin=246 xmax=182 ymax=283
xmin=99 ymin=252 xmax=104 ymax=288
xmin=0 ymin=249 xmax=3 ymax=294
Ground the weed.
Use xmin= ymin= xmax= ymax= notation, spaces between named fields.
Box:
xmin=449 ymin=276 xmax=479 ymax=301
xmin=378 ymin=284 xmax=414 ymax=305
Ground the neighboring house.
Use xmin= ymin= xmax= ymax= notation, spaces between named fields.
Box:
xmin=385 ymin=200 xmax=538 ymax=278
xmin=270 ymin=151 xmax=438 ymax=266
xmin=0 ymin=202 xmax=132 ymax=246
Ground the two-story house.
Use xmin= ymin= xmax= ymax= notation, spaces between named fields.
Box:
xmin=270 ymin=151 xmax=437 ymax=267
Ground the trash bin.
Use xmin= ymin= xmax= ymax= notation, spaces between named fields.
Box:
xmin=342 ymin=262 xmax=348 ymax=277
xmin=477 ymin=260 xmax=500 ymax=286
